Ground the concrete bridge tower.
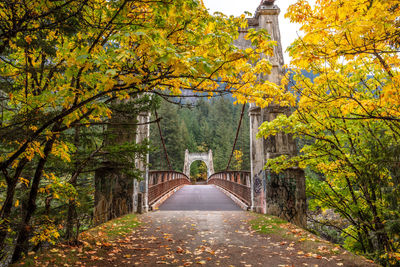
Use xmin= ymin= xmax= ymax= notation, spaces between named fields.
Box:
xmin=237 ymin=0 xmax=306 ymax=226
xmin=183 ymin=149 xmax=215 ymax=179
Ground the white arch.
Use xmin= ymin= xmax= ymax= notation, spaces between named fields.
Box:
xmin=183 ymin=149 xmax=214 ymax=178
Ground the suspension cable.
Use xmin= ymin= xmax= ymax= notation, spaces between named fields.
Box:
xmin=154 ymin=108 xmax=173 ymax=170
xmin=226 ymin=103 xmax=246 ymax=171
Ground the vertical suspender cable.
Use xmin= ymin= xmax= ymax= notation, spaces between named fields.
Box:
xmin=226 ymin=104 xmax=246 ymax=171
xmin=154 ymin=109 xmax=173 ymax=171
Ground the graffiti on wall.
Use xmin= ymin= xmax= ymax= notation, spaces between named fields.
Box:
xmin=253 ymin=170 xmax=266 ymax=195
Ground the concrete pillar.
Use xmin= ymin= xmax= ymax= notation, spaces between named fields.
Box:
xmin=208 ymin=149 xmax=215 ymax=176
xmin=183 ymin=149 xmax=190 ymax=177
xmin=245 ymin=0 xmax=306 ymax=226
xmin=136 ymin=110 xmax=150 ymax=212
xmin=94 ymin=98 xmax=149 ymax=224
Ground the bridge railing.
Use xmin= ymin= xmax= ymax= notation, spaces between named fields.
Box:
xmin=207 ymin=171 xmax=251 ymax=206
xmin=148 ymin=170 xmax=191 ymax=205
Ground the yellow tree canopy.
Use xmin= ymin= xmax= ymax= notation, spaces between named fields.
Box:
xmin=0 ymin=0 xmax=289 ymax=171
xmin=258 ymin=1 xmax=400 ymax=263
xmin=286 ymin=0 xmax=399 ymax=118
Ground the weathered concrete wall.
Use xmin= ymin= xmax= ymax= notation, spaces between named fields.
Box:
xmin=265 ymin=168 xmax=306 ymax=227
xmin=238 ymin=0 xmax=306 ymax=227
xmin=94 ymin=167 xmax=134 ymax=224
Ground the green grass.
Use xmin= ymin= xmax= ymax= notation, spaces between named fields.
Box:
xmin=84 ymin=213 xmax=140 ymax=240
xmin=249 ymin=213 xmax=378 ymax=266
xmin=250 ymin=213 xmax=343 ymax=251
xmin=250 ymin=213 xmax=287 ymax=234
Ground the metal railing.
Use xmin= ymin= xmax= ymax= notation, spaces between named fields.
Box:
xmin=148 ymin=170 xmax=191 ymax=205
xmin=207 ymin=171 xmax=251 ymax=206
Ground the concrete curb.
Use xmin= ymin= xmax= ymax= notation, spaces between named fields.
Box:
xmin=150 ymin=185 xmax=186 ymax=211
xmin=213 ymin=185 xmax=249 ymax=211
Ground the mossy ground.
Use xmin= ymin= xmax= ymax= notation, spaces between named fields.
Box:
xmin=12 ymin=213 xmax=140 ymax=267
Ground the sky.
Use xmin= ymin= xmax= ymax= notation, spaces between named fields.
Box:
xmin=202 ymin=0 xmax=303 ymax=64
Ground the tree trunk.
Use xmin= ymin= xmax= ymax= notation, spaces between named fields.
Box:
xmin=0 ymin=159 xmax=28 ymax=258
xmin=65 ymin=199 xmax=77 ymax=241
xmin=11 ymin=136 xmax=56 ymax=263
xmin=66 ymin=126 xmax=80 ymax=241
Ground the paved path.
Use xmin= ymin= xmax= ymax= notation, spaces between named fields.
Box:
xmin=66 ymin=185 xmax=378 ymax=267
xmin=159 ymin=185 xmax=241 ymax=211
xmin=80 ymin=211 xmax=376 ymax=267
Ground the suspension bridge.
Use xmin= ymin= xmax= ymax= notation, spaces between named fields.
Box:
xmin=146 ymin=102 xmax=250 ymax=213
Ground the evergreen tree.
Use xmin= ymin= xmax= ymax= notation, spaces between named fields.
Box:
xmin=150 ymin=100 xmax=190 ymax=171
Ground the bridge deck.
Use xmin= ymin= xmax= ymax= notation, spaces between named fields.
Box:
xmin=158 ymin=185 xmax=241 ymax=211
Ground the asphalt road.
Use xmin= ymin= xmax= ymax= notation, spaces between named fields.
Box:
xmin=158 ymin=185 xmax=241 ymax=211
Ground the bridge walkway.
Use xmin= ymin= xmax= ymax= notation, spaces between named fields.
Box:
xmin=158 ymin=185 xmax=241 ymax=211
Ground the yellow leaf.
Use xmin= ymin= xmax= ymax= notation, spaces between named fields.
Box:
xmin=25 ymin=35 xmax=32 ymax=44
